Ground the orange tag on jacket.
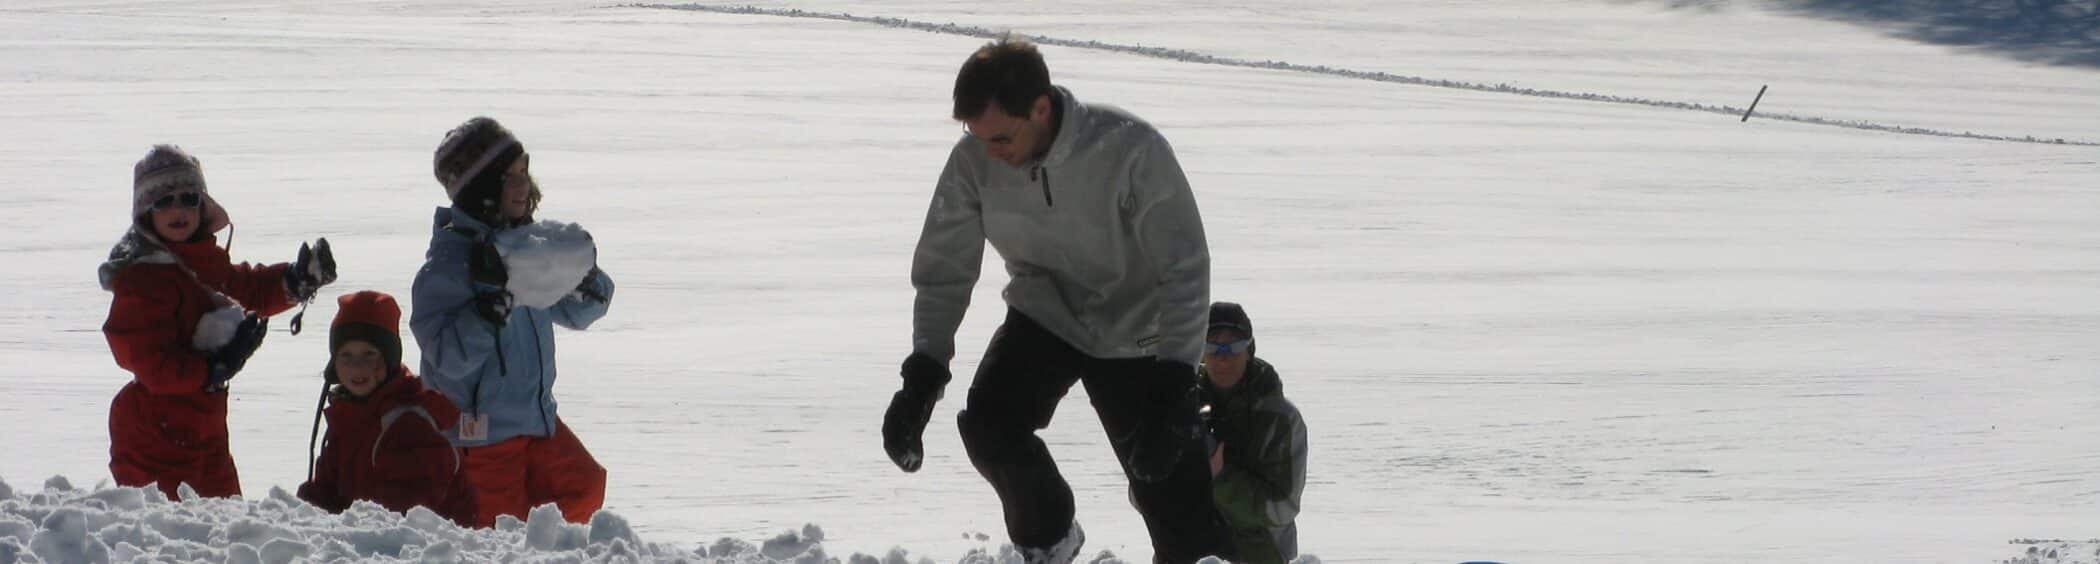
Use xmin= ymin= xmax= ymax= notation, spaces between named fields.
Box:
xmin=458 ymin=413 xmax=490 ymax=441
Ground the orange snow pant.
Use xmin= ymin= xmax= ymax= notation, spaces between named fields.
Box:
xmin=460 ymin=418 xmax=606 ymax=527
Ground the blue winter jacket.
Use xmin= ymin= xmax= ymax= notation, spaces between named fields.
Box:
xmin=410 ymin=207 xmax=614 ymax=447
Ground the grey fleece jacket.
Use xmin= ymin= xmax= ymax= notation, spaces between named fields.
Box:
xmin=911 ymin=86 xmax=1211 ymax=367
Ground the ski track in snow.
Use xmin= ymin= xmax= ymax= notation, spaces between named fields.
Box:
xmin=629 ymin=2 xmax=2100 ymax=147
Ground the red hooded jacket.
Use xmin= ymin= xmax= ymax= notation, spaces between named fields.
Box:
xmin=297 ymin=291 xmax=477 ymax=525
xmin=297 ymin=369 xmax=477 ymax=525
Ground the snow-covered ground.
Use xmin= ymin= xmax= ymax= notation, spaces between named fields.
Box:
xmin=2007 ymin=540 xmax=2100 ymax=564
xmin=0 ymin=476 xmax=897 ymax=563
xmin=2 ymin=1 xmax=2096 ymax=562
xmin=0 ymin=479 xmax=2090 ymax=564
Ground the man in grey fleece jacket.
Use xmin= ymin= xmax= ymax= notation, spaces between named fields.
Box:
xmin=880 ymin=38 xmax=1227 ymax=564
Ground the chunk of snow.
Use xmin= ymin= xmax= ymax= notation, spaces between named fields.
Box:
xmin=493 ymin=220 xmax=597 ymax=309
xmin=31 ymin=507 xmax=112 ymax=564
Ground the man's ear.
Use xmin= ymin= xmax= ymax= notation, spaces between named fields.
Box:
xmin=1032 ymin=94 xmax=1053 ymax=122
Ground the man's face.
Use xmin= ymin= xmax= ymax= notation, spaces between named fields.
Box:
xmin=961 ymin=96 xmax=1050 ymax=167
xmin=1202 ymin=328 xmax=1251 ymax=389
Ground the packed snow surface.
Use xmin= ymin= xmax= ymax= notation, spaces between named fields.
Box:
xmin=1 ymin=0 xmax=2095 ymax=562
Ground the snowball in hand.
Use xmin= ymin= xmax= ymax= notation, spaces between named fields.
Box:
xmin=493 ymin=220 xmax=597 ymax=309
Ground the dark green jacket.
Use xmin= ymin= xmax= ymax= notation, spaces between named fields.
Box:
xmin=1203 ymin=357 xmax=1307 ymax=564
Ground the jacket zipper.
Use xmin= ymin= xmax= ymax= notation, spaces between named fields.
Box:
xmin=1031 ymin=166 xmax=1054 ymax=207
xmin=483 ymin=272 xmax=507 ymax=415
xmin=530 ymin=310 xmax=552 ymax=434
xmin=493 ymin=327 xmax=507 ymax=377
xmin=464 ymin=225 xmax=505 ymax=412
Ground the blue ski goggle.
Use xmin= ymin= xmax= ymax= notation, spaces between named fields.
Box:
xmin=1204 ymin=338 xmax=1252 ymax=357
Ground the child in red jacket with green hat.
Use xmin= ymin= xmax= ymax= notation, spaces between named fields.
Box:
xmin=298 ymin=291 xmax=477 ymax=525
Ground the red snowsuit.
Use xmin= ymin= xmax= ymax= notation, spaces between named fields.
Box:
xmin=102 ymin=232 xmax=293 ymax=499
xmin=298 ymin=369 xmax=478 ymax=525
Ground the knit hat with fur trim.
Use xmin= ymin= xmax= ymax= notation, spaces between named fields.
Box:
xmin=132 ymin=144 xmax=228 ymax=239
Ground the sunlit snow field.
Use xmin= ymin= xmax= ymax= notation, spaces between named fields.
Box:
xmin=1 ymin=1 xmax=2096 ymax=562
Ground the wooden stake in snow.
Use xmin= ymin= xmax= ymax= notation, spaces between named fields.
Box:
xmin=1741 ymin=85 xmax=1768 ymax=122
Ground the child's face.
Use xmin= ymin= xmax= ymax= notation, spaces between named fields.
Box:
xmin=148 ymin=192 xmax=202 ymax=242
xmin=333 ymin=340 xmax=387 ymax=397
xmin=498 ymin=156 xmax=533 ymax=221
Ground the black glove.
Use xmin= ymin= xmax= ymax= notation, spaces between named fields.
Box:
xmin=204 ymin=315 xmax=268 ymax=392
xmin=574 ymin=266 xmax=608 ymax=303
xmin=1122 ymin=360 xmax=1205 ymax=483
xmin=467 ymin=241 xmax=511 ymax=325
xmin=473 ymin=290 xmax=512 ymax=326
xmin=468 ymin=241 xmax=507 ymax=289
xmin=883 ymin=352 xmax=952 ymax=473
xmin=284 ymin=238 xmax=337 ymax=302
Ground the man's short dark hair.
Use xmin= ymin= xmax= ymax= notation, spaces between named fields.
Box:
xmin=952 ymin=37 xmax=1051 ymax=121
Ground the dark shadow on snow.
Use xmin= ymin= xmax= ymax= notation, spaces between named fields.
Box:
xmin=1640 ymin=0 xmax=2100 ymax=68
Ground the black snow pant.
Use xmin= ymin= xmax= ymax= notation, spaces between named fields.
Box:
xmin=957 ymin=308 xmax=1227 ymax=564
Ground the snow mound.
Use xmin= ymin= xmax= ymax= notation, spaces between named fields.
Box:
xmin=493 ymin=219 xmax=597 ymax=309
xmin=2006 ymin=539 xmax=2100 ymax=564
xmin=0 ymin=475 xmax=928 ymax=563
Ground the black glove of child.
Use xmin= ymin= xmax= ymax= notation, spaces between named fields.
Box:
xmin=467 ymin=241 xmax=512 ymax=325
xmin=473 ymin=290 xmax=512 ymax=326
xmin=468 ymin=241 xmax=507 ymax=288
xmin=574 ymin=266 xmax=609 ymax=304
xmin=283 ymin=238 xmax=337 ymax=302
xmin=204 ymin=315 xmax=269 ymax=392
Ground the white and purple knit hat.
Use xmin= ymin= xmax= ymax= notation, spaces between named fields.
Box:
xmin=432 ymin=116 xmax=523 ymax=210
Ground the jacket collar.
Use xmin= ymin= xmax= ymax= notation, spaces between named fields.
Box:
xmin=96 ymin=228 xmax=231 ymax=291
xmin=1205 ymin=357 xmax=1282 ymax=408
xmin=433 ymin=206 xmax=494 ymax=240
xmin=1038 ymin=85 xmax=1085 ymax=168
xmin=163 ymin=235 xmax=228 ymax=265
xmin=327 ymin=366 xmax=414 ymax=414
xmin=97 ymin=228 xmax=177 ymax=290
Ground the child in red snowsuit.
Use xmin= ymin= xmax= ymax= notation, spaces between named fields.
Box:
xmin=298 ymin=291 xmax=477 ymax=525
xmin=100 ymin=144 xmax=335 ymax=499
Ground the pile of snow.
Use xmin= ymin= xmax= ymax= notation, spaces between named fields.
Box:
xmin=2006 ymin=539 xmax=2100 ymax=564
xmin=0 ymin=474 xmax=1256 ymax=563
xmin=0 ymin=474 xmax=927 ymax=563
